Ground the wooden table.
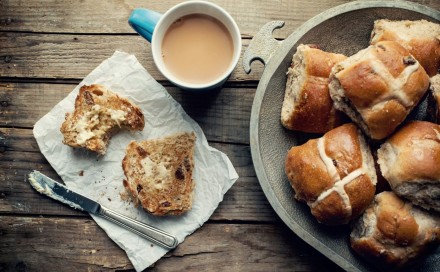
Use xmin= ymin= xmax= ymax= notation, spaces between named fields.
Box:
xmin=1 ymin=0 xmax=439 ymax=271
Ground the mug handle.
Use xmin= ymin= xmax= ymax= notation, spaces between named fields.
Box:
xmin=128 ymin=8 xmax=162 ymax=42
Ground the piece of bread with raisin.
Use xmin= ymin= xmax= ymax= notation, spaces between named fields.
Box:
xmin=122 ymin=132 xmax=196 ymax=216
xmin=60 ymin=84 xmax=145 ymax=154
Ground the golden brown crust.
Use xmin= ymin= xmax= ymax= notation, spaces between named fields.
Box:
xmin=350 ymin=192 xmax=440 ymax=269
xmin=60 ymin=84 xmax=145 ymax=154
xmin=281 ymin=44 xmax=347 ymax=133
xmin=379 ymin=121 xmax=440 ymax=183
xmin=371 ymin=19 xmax=440 ymax=77
xmin=430 ymin=75 xmax=440 ymax=122
xmin=330 ymin=41 xmax=430 ymax=140
xmin=285 ymin=123 xmax=376 ymax=225
xmin=377 ymin=121 xmax=440 ymax=211
xmin=122 ymin=132 xmax=196 ymax=216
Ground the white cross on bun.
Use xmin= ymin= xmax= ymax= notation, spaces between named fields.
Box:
xmin=370 ymin=19 xmax=440 ymax=77
xmin=280 ymin=44 xmax=347 ymax=133
xmin=285 ymin=123 xmax=377 ymax=225
xmin=329 ymin=41 xmax=430 ymax=140
xmin=377 ymin=121 xmax=440 ymax=212
xmin=350 ymin=191 xmax=440 ymax=269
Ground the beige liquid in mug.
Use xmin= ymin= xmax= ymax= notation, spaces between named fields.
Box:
xmin=161 ymin=14 xmax=234 ymax=84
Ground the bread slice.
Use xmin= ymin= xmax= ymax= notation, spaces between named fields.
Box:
xmin=281 ymin=44 xmax=347 ymax=133
xmin=370 ymin=19 xmax=440 ymax=76
xmin=122 ymin=132 xmax=196 ymax=216
xmin=60 ymin=84 xmax=145 ymax=154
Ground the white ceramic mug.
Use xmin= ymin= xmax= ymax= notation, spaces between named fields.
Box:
xmin=129 ymin=1 xmax=242 ymax=91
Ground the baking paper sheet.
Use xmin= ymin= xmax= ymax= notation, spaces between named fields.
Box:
xmin=33 ymin=51 xmax=239 ymax=271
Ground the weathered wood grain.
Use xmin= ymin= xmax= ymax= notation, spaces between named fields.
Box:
xmin=0 ymin=128 xmax=278 ymax=222
xmin=0 ymin=216 xmax=343 ymax=272
xmin=1 ymin=0 xmax=438 ymax=39
xmin=0 ymin=83 xmax=254 ymax=144
xmin=0 ymin=33 xmax=263 ymax=81
xmin=0 ymin=0 xmax=356 ymax=38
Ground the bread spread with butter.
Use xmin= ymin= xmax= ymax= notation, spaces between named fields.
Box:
xmin=60 ymin=84 xmax=145 ymax=154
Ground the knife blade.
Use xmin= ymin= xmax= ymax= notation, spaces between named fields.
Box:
xmin=28 ymin=170 xmax=178 ymax=249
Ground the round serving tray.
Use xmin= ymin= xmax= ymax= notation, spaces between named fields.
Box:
xmin=247 ymin=1 xmax=440 ymax=271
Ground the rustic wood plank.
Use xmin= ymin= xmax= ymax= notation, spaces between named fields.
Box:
xmin=0 ymin=0 xmax=354 ymax=37
xmin=0 ymin=216 xmax=343 ymax=271
xmin=0 ymin=83 xmax=253 ymax=144
xmin=0 ymin=128 xmax=278 ymax=222
xmin=0 ymin=33 xmax=263 ymax=81
xmin=1 ymin=0 xmax=437 ymax=37
xmin=0 ymin=216 xmax=134 ymax=271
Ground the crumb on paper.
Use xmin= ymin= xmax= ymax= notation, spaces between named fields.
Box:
xmin=119 ymin=190 xmax=133 ymax=202
xmin=79 ymin=170 xmax=84 ymax=176
xmin=108 ymin=197 xmax=111 ymax=202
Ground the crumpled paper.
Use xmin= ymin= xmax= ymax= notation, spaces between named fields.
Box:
xmin=33 ymin=51 xmax=239 ymax=271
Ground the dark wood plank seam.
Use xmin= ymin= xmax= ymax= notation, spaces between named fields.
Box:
xmin=0 ymin=77 xmax=260 ymax=88
xmin=0 ymin=213 xmax=278 ymax=225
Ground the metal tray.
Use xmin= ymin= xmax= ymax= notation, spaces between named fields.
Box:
xmin=244 ymin=1 xmax=440 ymax=271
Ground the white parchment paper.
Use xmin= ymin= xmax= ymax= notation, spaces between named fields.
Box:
xmin=33 ymin=51 xmax=239 ymax=271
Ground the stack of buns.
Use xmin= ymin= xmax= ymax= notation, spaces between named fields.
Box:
xmin=282 ymin=19 xmax=440 ymax=269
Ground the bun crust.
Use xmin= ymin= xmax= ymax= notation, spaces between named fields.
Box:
xmin=350 ymin=191 xmax=440 ymax=269
xmin=329 ymin=41 xmax=430 ymax=140
xmin=285 ymin=123 xmax=377 ymax=225
xmin=281 ymin=44 xmax=347 ymax=133
xmin=370 ymin=19 xmax=440 ymax=77
xmin=377 ymin=121 xmax=440 ymax=212
xmin=60 ymin=84 xmax=145 ymax=154
xmin=122 ymin=132 xmax=196 ymax=216
xmin=429 ymin=75 xmax=440 ymax=122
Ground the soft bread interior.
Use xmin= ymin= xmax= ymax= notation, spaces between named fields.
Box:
xmin=281 ymin=45 xmax=307 ymax=128
xmin=394 ymin=181 xmax=440 ymax=212
xmin=371 ymin=19 xmax=440 ymax=43
xmin=358 ymin=131 xmax=377 ymax=186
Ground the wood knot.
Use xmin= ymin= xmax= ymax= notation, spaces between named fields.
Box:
xmin=0 ymin=192 xmax=7 ymax=199
xmin=1 ymin=101 xmax=10 ymax=107
xmin=15 ymin=261 xmax=27 ymax=272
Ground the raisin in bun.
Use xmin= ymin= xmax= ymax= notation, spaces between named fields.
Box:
xmin=370 ymin=19 xmax=440 ymax=77
xmin=329 ymin=41 xmax=430 ymax=140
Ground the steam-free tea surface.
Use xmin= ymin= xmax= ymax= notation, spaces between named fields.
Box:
xmin=162 ymin=14 xmax=233 ymax=84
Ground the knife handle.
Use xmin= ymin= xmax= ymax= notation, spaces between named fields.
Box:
xmin=98 ymin=205 xmax=178 ymax=249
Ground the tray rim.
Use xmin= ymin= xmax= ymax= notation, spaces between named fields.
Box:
xmin=249 ymin=1 xmax=440 ymax=271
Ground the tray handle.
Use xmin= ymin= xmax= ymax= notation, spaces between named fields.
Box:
xmin=242 ymin=21 xmax=285 ymax=74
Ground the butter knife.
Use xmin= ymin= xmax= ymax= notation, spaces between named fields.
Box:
xmin=28 ymin=170 xmax=178 ymax=249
